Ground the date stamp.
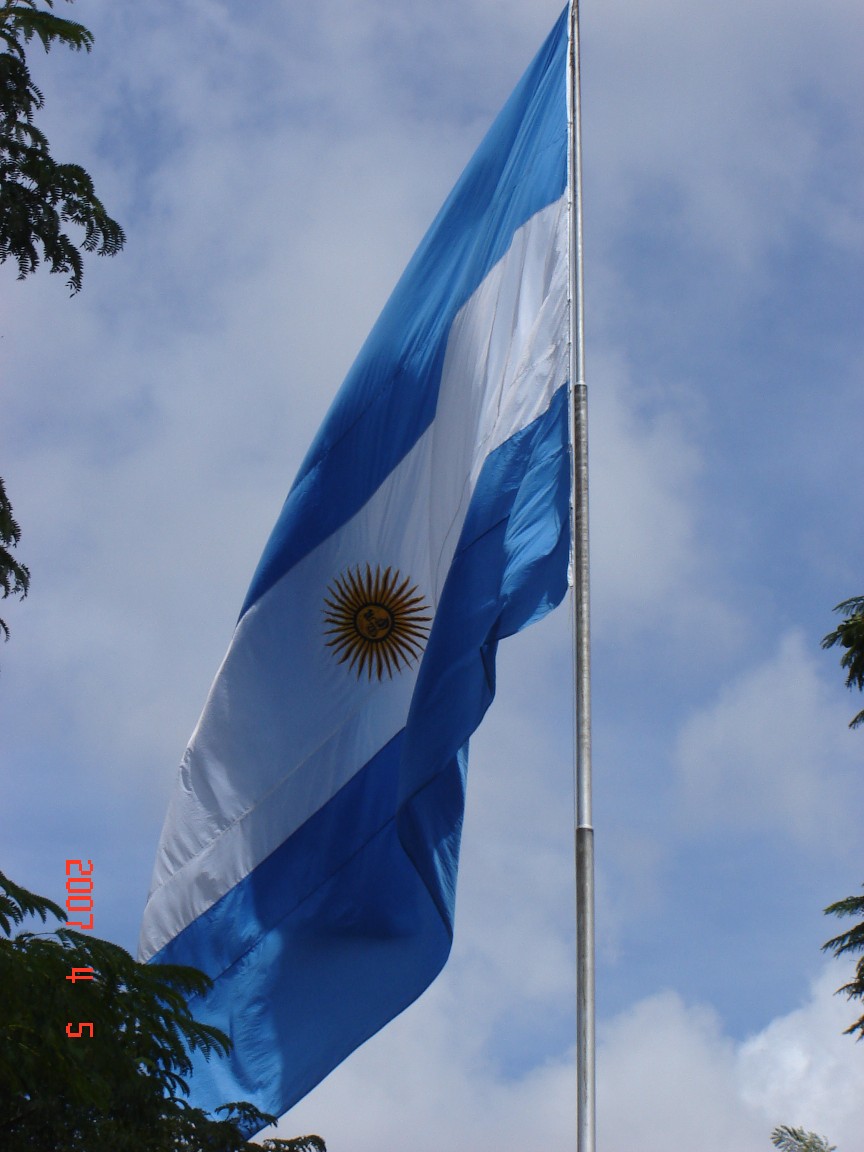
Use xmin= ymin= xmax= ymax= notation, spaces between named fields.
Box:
xmin=64 ymin=859 xmax=94 ymax=1039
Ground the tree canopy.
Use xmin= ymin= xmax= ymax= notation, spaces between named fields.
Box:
xmin=0 ymin=870 xmax=325 ymax=1151
xmin=821 ymin=595 xmax=864 ymax=729
xmin=2 ymin=0 xmax=128 ymax=646
xmin=820 ymin=595 xmax=864 ymax=1041
xmin=823 ymin=884 xmax=864 ymax=1042
xmin=0 ymin=0 xmax=125 ymax=293
xmin=771 ymin=1126 xmax=836 ymax=1152
xmin=0 ymin=477 xmax=29 ymax=641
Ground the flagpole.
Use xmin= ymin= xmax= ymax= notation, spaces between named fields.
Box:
xmin=567 ymin=3 xmax=595 ymax=1152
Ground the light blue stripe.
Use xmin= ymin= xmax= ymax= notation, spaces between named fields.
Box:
xmin=154 ymin=384 xmax=570 ymax=1126
xmin=156 ymin=733 xmax=459 ymax=1118
xmin=240 ymin=7 xmax=568 ymax=617
xmin=398 ymin=383 xmax=570 ymax=914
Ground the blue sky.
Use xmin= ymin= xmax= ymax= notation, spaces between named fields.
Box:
xmin=2 ymin=0 xmax=863 ymax=1148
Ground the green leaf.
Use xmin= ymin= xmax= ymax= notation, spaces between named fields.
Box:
xmin=770 ymin=1125 xmax=836 ymax=1152
xmin=1 ymin=871 xmax=321 ymax=1148
xmin=5 ymin=8 xmax=94 ymax=54
xmin=0 ymin=869 xmax=64 ymax=934
xmin=0 ymin=478 xmax=30 ymax=640
xmin=1 ymin=3 xmax=124 ymax=296
xmin=822 ymin=596 xmax=864 ymax=728
xmin=823 ymin=883 xmax=864 ymax=1039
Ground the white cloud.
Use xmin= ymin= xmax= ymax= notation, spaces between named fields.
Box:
xmin=590 ymin=353 xmax=701 ymax=617
xmin=598 ymin=992 xmax=753 ymax=1151
xmin=587 ymin=351 xmax=746 ymax=659
xmin=599 ymin=967 xmax=864 ymax=1152
xmin=739 ymin=967 xmax=864 ymax=1146
xmin=676 ymin=632 xmax=862 ymax=849
xmin=275 ymin=962 xmax=864 ymax=1152
xmin=586 ymin=0 xmax=864 ymax=275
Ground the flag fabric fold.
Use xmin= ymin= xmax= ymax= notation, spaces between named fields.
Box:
xmin=140 ymin=5 xmax=571 ymax=1125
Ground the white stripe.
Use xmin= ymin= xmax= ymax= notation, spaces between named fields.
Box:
xmin=140 ymin=194 xmax=568 ymax=959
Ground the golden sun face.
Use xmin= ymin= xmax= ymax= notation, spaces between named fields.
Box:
xmin=323 ymin=565 xmax=431 ymax=681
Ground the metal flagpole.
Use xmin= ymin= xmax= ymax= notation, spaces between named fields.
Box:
xmin=567 ymin=3 xmax=595 ymax=1152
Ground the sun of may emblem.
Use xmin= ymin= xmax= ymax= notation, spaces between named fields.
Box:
xmin=323 ymin=565 xmax=432 ymax=681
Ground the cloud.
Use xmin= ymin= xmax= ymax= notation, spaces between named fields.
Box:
xmin=599 ymin=967 xmax=864 ymax=1152
xmin=274 ymin=962 xmax=864 ymax=1152
xmin=675 ymin=632 xmax=862 ymax=848
xmin=582 ymin=348 xmax=749 ymax=673
xmin=598 ymin=992 xmax=752 ymax=1151
xmin=589 ymin=354 xmax=704 ymax=628
xmin=739 ymin=967 xmax=864 ymax=1145
xmin=585 ymin=0 xmax=864 ymax=275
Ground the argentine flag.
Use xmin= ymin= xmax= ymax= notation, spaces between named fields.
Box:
xmin=140 ymin=6 xmax=572 ymax=1126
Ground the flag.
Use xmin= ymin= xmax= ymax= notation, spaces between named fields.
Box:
xmin=140 ymin=5 xmax=571 ymax=1126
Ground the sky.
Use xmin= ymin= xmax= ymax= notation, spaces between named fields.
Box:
xmin=1 ymin=0 xmax=863 ymax=1148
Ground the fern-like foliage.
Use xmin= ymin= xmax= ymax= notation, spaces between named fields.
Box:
xmin=0 ymin=0 xmax=94 ymax=55
xmin=215 ymin=1111 xmax=326 ymax=1152
xmin=822 ymin=595 xmax=864 ymax=728
xmin=770 ymin=1125 xmax=836 ymax=1152
xmin=0 ymin=0 xmax=124 ymax=293
xmin=0 ymin=865 xmax=63 ymax=932
xmin=0 ymin=476 xmax=30 ymax=642
xmin=263 ymin=1139 xmax=327 ymax=1152
xmin=0 ymin=870 xmax=326 ymax=1150
xmin=823 ymin=883 xmax=864 ymax=1040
